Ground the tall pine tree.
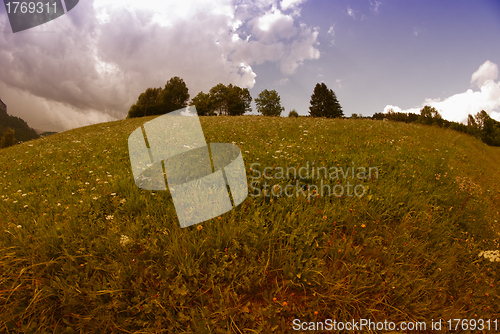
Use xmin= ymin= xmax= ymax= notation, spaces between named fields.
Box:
xmin=309 ymin=83 xmax=343 ymax=118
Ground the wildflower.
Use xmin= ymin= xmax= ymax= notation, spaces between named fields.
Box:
xmin=110 ymin=193 xmax=116 ymax=196
xmin=197 ymin=225 xmax=203 ymax=231
xmin=323 ymin=216 xmax=327 ymax=219
xmin=361 ymin=224 xmax=366 ymax=228
xmin=120 ymin=235 xmax=130 ymax=246
xmin=478 ymin=250 xmax=500 ymax=262
xmin=283 ymin=302 xmax=288 ymax=307
xmin=106 ymin=215 xmax=114 ymax=221
xmin=17 ymin=225 xmax=22 ymax=228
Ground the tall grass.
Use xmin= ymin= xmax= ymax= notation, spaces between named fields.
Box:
xmin=1 ymin=116 xmax=499 ymax=333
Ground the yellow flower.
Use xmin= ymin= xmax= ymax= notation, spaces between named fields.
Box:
xmin=361 ymin=224 xmax=366 ymax=228
xmin=197 ymin=225 xmax=203 ymax=231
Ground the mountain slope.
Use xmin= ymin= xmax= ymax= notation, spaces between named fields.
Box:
xmin=0 ymin=99 xmax=39 ymax=144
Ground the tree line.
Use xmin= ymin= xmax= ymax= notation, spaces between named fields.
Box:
xmin=372 ymin=106 xmax=500 ymax=147
xmin=127 ymin=77 xmax=343 ymax=118
xmin=127 ymin=76 xmax=499 ymax=147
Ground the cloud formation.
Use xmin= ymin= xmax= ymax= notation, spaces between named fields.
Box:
xmin=471 ymin=60 xmax=498 ymax=88
xmin=0 ymin=0 xmax=319 ymax=131
xmin=384 ymin=61 xmax=500 ymax=123
xmin=281 ymin=0 xmax=307 ymax=11
xmin=369 ymin=0 xmax=382 ymax=13
xmin=347 ymin=6 xmax=355 ymax=18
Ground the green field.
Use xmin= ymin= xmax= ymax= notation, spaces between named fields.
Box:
xmin=1 ymin=116 xmax=500 ymax=333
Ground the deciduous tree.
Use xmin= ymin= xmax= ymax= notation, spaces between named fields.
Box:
xmin=255 ymin=89 xmax=284 ymax=116
xmin=191 ymin=91 xmax=213 ymax=116
xmin=160 ymin=76 xmax=190 ymax=113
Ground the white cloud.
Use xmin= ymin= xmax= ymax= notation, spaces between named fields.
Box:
xmin=274 ymin=78 xmax=289 ymax=86
xmin=383 ymin=105 xmax=419 ymax=114
xmin=471 ymin=60 xmax=498 ymax=88
xmin=369 ymin=0 xmax=382 ymax=13
xmin=0 ymin=0 xmax=318 ymax=131
xmin=347 ymin=6 xmax=355 ymax=18
xmin=383 ymin=61 xmax=500 ymax=123
xmin=253 ymin=7 xmax=297 ymax=42
xmin=327 ymin=25 xmax=335 ymax=46
xmin=281 ymin=0 xmax=306 ymax=11
xmin=413 ymin=27 xmax=425 ymax=37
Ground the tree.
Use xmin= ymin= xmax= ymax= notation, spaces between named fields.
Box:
xmin=309 ymin=83 xmax=343 ymax=118
xmin=191 ymin=91 xmax=213 ymax=116
xmin=127 ymin=77 xmax=190 ymax=118
xmin=209 ymin=83 xmax=252 ymax=116
xmin=160 ymin=76 xmax=190 ymax=113
xmin=474 ymin=110 xmax=500 ymax=145
xmin=418 ymin=105 xmax=442 ymax=126
xmin=226 ymin=84 xmax=252 ymax=116
xmin=255 ymin=89 xmax=284 ymax=116
xmin=288 ymin=109 xmax=299 ymax=117
xmin=0 ymin=127 xmax=16 ymax=148
xmin=127 ymin=87 xmax=163 ymax=118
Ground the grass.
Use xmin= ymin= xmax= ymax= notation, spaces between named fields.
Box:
xmin=1 ymin=115 xmax=500 ymax=333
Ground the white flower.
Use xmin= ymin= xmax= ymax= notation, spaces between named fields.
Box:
xmin=120 ymin=235 xmax=130 ymax=246
xmin=17 ymin=225 xmax=22 ymax=228
xmin=106 ymin=215 xmax=114 ymax=221
xmin=479 ymin=250 xmax=500 ymax=262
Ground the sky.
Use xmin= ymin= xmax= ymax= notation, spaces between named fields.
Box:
xmin=0 ymin=0 xmax=499 ymax=132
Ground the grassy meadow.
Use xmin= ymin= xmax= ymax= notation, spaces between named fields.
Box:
xmin=1 ymin=115 xmax=500 ymax=333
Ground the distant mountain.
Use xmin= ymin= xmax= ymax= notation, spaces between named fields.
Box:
xmin=0 ymin=97 xmax=40 ymax=144
xmin=39 ymin=131 xmax=57 ymax=137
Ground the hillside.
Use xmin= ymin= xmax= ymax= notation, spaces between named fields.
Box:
xmin=1 ymin=116 xmax=499 ymax=333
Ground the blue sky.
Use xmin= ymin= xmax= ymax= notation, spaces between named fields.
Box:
xmin=0 ymin=0 xmax=499 ymax=131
